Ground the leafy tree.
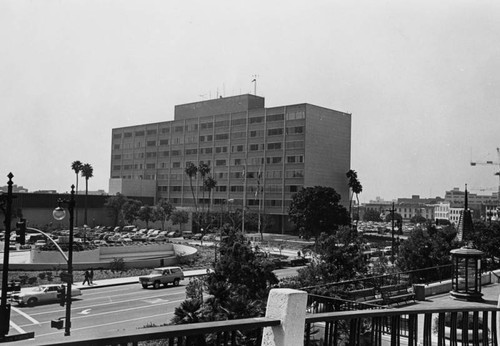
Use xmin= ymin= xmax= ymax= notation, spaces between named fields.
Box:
xmin=171 ymin=227 xmax=278 ymax=344
xmin=288 ymin=186 xmax=350 ymax=242
xmin=137 ymin=205 xmax=156 ymax=229
xmin=171 ymin=209 xmax=189 ymax=232
xmin=155 ymin=199 xmax=175 ymax=231
xmin=384 ymin=212 xmax=402 ymax=223
xmin=71 ymin=160 xmax=83 ymax=226
xmin=295 ymin=227 xmax=368 ymax=288
xmin=466 ymin=220 xmax=500 ymax=268
xmin=363 ymin=209 xmax=382 ymax=222
xmin=122 ymin=199 xmax=142 ymax=225
xmin=80 ymin=163 xmax=93 ymax=225
xmin=203 ymin=227 xmax=278 ymax=318
xmin=397 ymin=225 xmax=458 ymax=282
xmin=410 ymin=215 xmax=427 ymax=224
xmin=104 ymin=193 xmax=127 ymax=226
xmin=346 ymin=170 xmax=363 ymax=224
xmin=184 ymin=162 xmax=198 ymax=212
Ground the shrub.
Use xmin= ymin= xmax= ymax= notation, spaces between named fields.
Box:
xmin=109 ymin=257 xmax=125 ymax=272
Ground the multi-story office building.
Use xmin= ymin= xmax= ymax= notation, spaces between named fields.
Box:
xmin=109 ymin=94 xmax=351 ymax=233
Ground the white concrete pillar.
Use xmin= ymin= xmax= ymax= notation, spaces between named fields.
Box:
xmin=261 ymin=288 xmax=308 ymax=346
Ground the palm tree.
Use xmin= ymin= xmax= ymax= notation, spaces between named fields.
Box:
xmin=346 ymin=169 xmax=363 ymax=226
xmin=203 ymin=176 xmax=217 ymax=214
xmin=71 ymin=160 xmax=83 ymax=226
xmin=198 ymin=163 xmax=211 ymax=212
xmin=81 ymin=163 xmax=94 ymax=225
xmin=185 ymin=162 xmax=198 ymax=212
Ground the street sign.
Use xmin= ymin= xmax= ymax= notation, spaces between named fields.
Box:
xmin=60 ymin=272 xmax=73 ymax=284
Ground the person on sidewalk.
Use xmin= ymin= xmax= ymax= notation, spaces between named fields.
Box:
xmin=89 ymin=268 xmax=94 ymax=285
xmin=82 ymin=270 xmax=91 ymax=286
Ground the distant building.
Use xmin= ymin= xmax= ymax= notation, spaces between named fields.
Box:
xmin=0 ymin=184 xmax=28 ymax=193
xmin=109 ymin=94 xmax=352 ymax=233
xmin=445 ymin=187 xmax=498 ymax=218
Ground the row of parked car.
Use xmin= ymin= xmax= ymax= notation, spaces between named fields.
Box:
xmin=90 ymin=227 xmax=184 ymax=245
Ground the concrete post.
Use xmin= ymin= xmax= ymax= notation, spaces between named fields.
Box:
xmin=261 ymin=288 xmax=308 ymax=346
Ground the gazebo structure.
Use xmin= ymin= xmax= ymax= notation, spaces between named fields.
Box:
xmin=450 ymin=186 xmax=484 ymax=301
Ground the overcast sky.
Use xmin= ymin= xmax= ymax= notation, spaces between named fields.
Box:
xmin=1 ymin=0 xmax=500 ymax=203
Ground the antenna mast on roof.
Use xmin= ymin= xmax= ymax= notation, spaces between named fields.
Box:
xmin=251 ymin=75 xmax=258 ymax=95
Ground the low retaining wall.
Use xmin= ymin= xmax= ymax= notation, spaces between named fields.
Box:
xmin=420 ymin=270 xmax=500 ymax=297
xmin=11 ymin=243 xmax=198 ymax=270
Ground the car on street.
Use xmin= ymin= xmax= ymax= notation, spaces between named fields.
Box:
xmin=139 ymin=266 xmax=184 ymax=289
xmin=166 ymin=230 xmax=181 ymax=238
xmin=10 ymin=284 xmax=82 ymax=306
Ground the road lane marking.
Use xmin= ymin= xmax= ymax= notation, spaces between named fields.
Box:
xmin=35 ymin=311 xmax=175 ymax=337
xmin=79 ymin=309 xmax=92 ymax=315
xmin=19 ymin=298 xmax=184 ymax=328
xmin=22 ymin=292 xmax=183 ymax=317
xmin=9 ymin=320 xmax=26 ymax=334
xmin=11 ymin=306 xmax=40 ymax=325
xmin=143 ymin=298 xmax=169 ymax=304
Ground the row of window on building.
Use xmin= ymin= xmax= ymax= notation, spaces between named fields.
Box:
xmin=113 ymin=138 xmax=305 ymax=150
xmin=111 ymin=169 xmax=305 ymax=181
xmin=156 ymin=184 xmax=299 ymax=194
xmin=112 ymin=114 xmax=306 ymax=141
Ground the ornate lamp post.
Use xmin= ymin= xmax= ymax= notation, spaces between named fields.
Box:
xmin=450 ymin=185 xmax=483 ymax=301
xmin=52 ymin=185 xmax=76 ymax=336
xmin=0 ymin=173 xmax=14 ymax=338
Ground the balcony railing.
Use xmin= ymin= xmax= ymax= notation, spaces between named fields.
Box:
xmin=305 ymin=306 xmax=500 ymax=346
xmin=40 ymin=288 xmax=500 ymax=346
xmin=44 ymin=317 xmax=280 ymax=346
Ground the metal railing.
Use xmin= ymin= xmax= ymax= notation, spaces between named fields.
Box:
xmin=305 ymin=306 xmax=500 ymax=346
xmin=41 ymin=317 xmax=280 ymax=346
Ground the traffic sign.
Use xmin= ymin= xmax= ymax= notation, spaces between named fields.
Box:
xmin=60 ymin=272 xmax=73 ymax=284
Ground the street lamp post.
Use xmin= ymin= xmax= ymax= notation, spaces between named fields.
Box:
xmin=0 ymin=173 xmax=14 ymax=338
xmin=380 ymin=202 xmax=396 ymax=264
xmin=52 ymin=185 xmax=76 ymax=336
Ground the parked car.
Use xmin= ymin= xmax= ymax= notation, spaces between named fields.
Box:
xmin=192 ymin=233 xmax=203 ymax=240
xmin=290 ymin=257 xmax=309 ymax=267
xmin=131 ymin=233 xmax=147 ymax=242
xmin=166 ymin=230 xmax=181 ymax=238
xmin=151 ymin=235 xmax=168 ymax=242
xmin=183 ymin=231 xmax=194 ymax=239
xmin=122 ymin=225 xmax=137 ymax=232
xmin=10 ymin=284 xmax=82 ymax=306
xmin=139 ymin=266 xmax=184 ymax=289
xmin=202 ymin=234 xmax=215 ymax=241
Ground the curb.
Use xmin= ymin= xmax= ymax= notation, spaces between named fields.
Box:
xmin=77 ymin=272 xmax=209 ymax=290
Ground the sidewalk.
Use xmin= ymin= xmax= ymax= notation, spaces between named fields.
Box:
xmin=74 ymin=268 xmax=210 ymax=290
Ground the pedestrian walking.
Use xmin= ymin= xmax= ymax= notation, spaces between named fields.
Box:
xmin=82 ymin=270 xmax=90 ymax=286
xmin=89 ymin=268 xmax=94 ymax=285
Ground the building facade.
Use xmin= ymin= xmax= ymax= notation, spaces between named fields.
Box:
xmin=109 ymin=94 xmax=352 ymax=233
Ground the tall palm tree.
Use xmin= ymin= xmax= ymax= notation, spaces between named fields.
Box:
xmin=185 ymin=162 xmax=198 ymax=212
xmin=81 ymin=163 xmax=94 ymax=225
xmin=198 ymin=163 xmax=211 ymax=212
xmin=346 ymin=169 xmax=363 ymax=226
xmin=203 ymin=176 xmax=217 ymax=215
xmin=71 ymin=160 xmax=83 ymax=226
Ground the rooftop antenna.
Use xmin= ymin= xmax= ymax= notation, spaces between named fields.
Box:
xmin=251 ymin=75 xmax=258 ymax=95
